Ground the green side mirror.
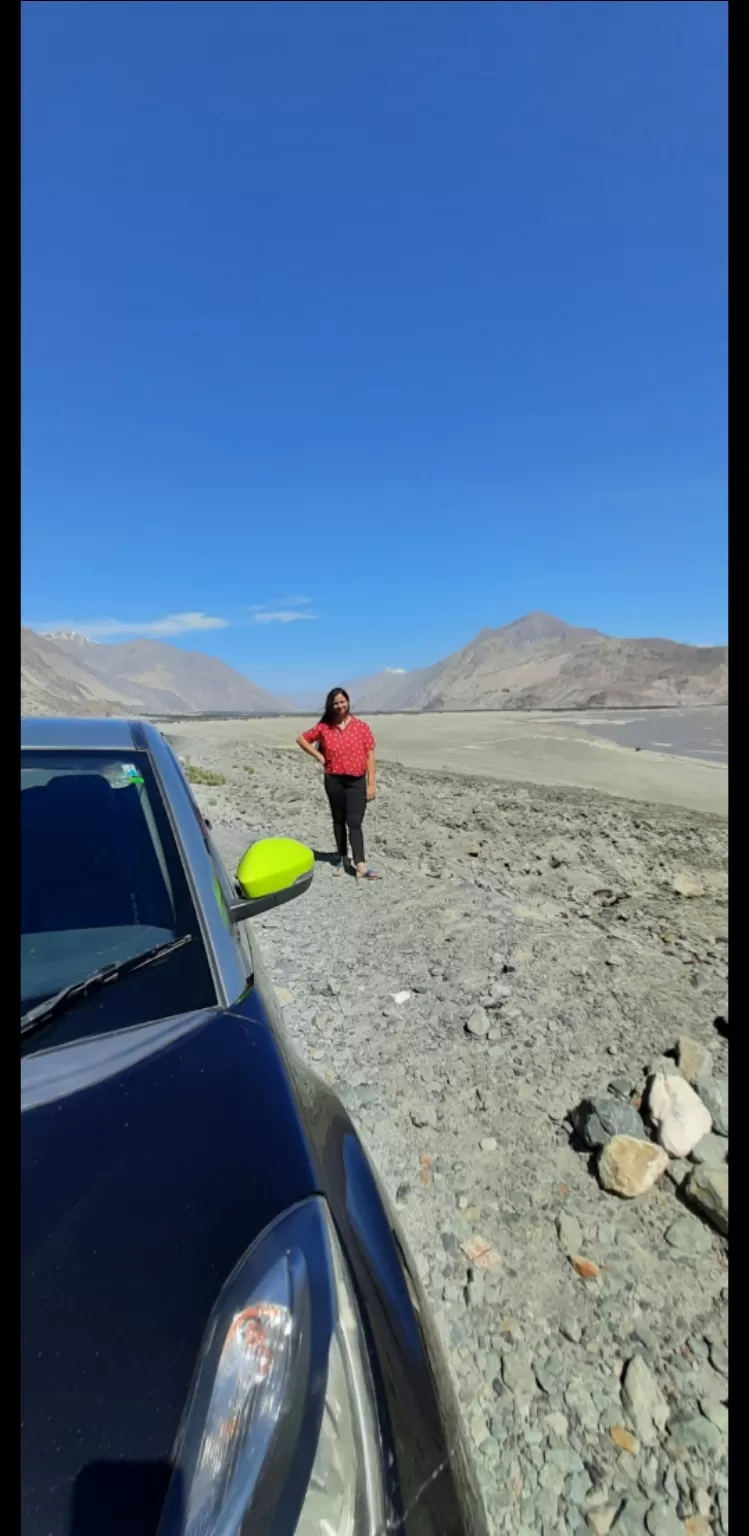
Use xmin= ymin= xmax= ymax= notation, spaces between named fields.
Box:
xmin=230 ymin=836 xmax=315 ymax=922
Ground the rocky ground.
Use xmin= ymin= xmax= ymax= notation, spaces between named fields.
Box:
xmin=168 ymin=726 xmax=728 ymax=1536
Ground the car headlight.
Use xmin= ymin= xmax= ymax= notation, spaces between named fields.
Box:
xmin=160 ymin=1198 xmax=386 ymax=1536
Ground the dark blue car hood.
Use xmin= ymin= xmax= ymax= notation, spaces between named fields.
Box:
xmin=21 ymin=1003 xmax=319 ymax=1536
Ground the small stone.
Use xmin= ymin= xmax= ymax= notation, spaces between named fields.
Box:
xmin=683 ymin=1517 xmax=713 ymax=1536
xmin=459 ymin=1234 xmax=502 ymax=1270
xmin=689 ymin=1133 xmax=727 ymax=1168
xmin=548 ymin=1444 xmax=585 ymax=1476
xmin=672 ymin=874 xmax=704 ymax=898
xmin=598 ymin=1136 xmax=669 ymax=1197
xmin=572 ymin=1095 xmax=647 ymax=1149
xmin=539 ymin=1461 xmax=565 ymax=1495
xmin=501 ymin=1349 xmax=537 ymax=1398
xmin=615 ymin=1232 xmax=650 ymax=1266
xmin=391 ymin=989 xmax=412 ymax=1005
xmin=544 ymin=1411 xmax=570 ymax=1439
xmin=664 ymin=1217 xmax=713 ymax=1255
xmin=675 ymin=1036 xmax=712 ymax=1083
xmin=465 ymin=1007 xmax=490 ymax=1038
xmin=469 ymin=1410 xmax=489 ymax=1448
xmin=647 ymin=1074 xmax=712 ymax=1158
xmin=700 ymin=1399 xmax=728 ymax=1434
xmin=645 ymin=1506 xmax=684 ymax=1536
xmin=666 ymin=1159 xmax=691 ymax=1188
xmin=479 ymin=1136 xmax=498 ymax=1152
xmin=274 ymin=986 xmax=294 ymax=1005
xmin=488 ymin=982 xmax=513 ymax=1002
xmin=669 ymin=1417 xmax=723 ymax=1456
xmin=568 ymin=1469 xmax=594 ymax=1507
xmin=565 ymin=1377 xmax=600 ymax=1432
xmin=613 ymin=1497 xmax=651 ymax=1535
xmin=410 ymin=1105 xmax=437 ymax=1129
xmin=560 ymin=1316 xmax=583 ymax=1344
xmin=610 ymin=1425 xmax=639 ymax=1455
xmin=684 ymin=1165 xmax=728 ymax=1235
xmin=570 ymin=1254 xmax=599 ymax=1280
xmin=695 ymin=1077 xmax=728 ymax=1136
xmin=633 ymin=1324 xmax=658 ymax=1355
xmin=557 ymin=1211 xmax=584 ymax=1253
xmin=638 ymin=1458 xmax=659 ymax=1495
xmin=620 ymin=1356 xmax=669 ymax=1446
xmin=588 ymin=1510 xmax=618 ymax=1536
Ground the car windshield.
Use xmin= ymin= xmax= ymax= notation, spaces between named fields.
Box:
xmin=21 ymin=748 xmax=218 ymax=1050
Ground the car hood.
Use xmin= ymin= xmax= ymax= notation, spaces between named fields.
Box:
xmin=21 ymin=1002 xmax=318 ymax=1536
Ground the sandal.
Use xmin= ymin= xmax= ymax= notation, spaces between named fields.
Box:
xmin=356 ymin=868 xmax=382 ymax=881
xmin=332 ymin=861 xmax=346 ymax=877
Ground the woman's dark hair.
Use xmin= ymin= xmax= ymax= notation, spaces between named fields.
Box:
xmin=320 ymin=687 xmax=350 ymax=725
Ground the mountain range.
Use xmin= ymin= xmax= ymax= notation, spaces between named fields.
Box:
xmin=345 ymin=613 xmax=728 ymax=712
xmin=21 ymin=613 xmax=727 ymax=718
xmin=21 ymin=629 xmax=291 ymax=716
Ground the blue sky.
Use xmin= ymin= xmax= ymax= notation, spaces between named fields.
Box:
xmin=22 ymin=0 xmax=727 ymax=693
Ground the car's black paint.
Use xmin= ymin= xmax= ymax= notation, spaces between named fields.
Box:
xmin=22 ymin=987 xmax=486 ymax=1536
xmin=22 ymin=717 xmax=486 ymax=1536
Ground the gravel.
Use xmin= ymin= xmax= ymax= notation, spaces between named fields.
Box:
xmin=170 ymin=724 xmax=729 ymax=1536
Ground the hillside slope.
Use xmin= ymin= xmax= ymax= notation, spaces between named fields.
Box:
xmin=21 ymin=630 xmax=291 ymax=716
xmin=352 ymin=613 xmax=728 ymax=712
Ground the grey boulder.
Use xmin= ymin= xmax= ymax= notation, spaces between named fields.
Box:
xmin=571 ymin=1094 xmax=647 ymax=1149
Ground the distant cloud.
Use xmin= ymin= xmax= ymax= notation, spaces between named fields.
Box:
xmin=246 ymin=595 xmax=317 ymax=625
xmin=34 ymin=612 xmax=229 ymax=639
xmin=248 ymin=595 xmax=312 ymax=612
xmin=384 ymin=667 xmax=407 ymax=674
xmin=251 ymin=609 xmax=317 ymax=625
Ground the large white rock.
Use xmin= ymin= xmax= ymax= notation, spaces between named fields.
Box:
xmin=647 ymin=1073 xmax=712 ymax=1159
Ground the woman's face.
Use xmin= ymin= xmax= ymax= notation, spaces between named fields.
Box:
xmin=331 ymin=693 xmax=349 ymax=720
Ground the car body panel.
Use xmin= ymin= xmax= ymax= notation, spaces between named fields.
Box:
xmin=21 ymin=1003 xmax=318 ymax=1535
xmin=21 ymin=721 xmax=487 ymax=1536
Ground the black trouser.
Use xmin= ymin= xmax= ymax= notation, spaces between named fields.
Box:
xmin=324 ymin=773 xmax=367 ymax=866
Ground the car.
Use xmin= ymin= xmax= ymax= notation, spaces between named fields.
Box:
xmin=21 ymin=717 xmax=487 ymax=1536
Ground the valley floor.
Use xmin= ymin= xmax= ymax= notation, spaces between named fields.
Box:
xmin=170 ymin=708 xmax=728 ymax=817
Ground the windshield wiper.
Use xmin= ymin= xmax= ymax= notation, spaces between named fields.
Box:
xmin=20 ymin=935 xmax=194 ymax=1041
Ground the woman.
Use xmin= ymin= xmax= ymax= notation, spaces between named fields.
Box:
xmin=297 ymin=689 xmax=381 ymax=879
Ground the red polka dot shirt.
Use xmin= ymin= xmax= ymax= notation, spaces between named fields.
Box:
xmin=302 ymin=717 xmax=376 ymax=777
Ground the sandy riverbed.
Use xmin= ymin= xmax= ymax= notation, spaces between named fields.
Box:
xmin=169 ymin=710 xmax=727 ymax=816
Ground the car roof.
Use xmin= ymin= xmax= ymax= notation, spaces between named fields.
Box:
xmin=21 ymin=717 xmax=163 ymax=752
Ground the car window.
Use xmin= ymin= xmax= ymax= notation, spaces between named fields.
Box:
xmin=21 ymin=749 xmax=218 ymax=1050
